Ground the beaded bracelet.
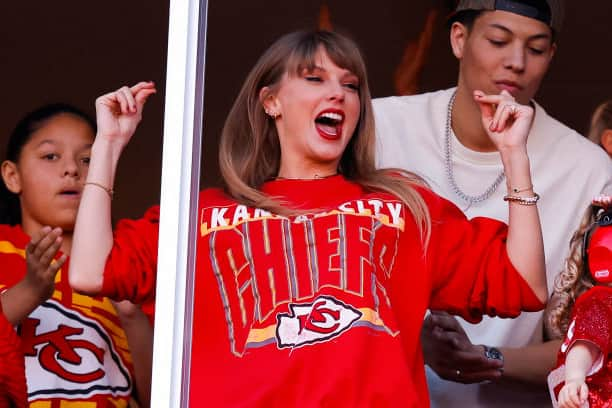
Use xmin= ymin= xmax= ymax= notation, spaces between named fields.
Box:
xmin=84 ymin=182 xmax=114 ymax=200
xmin=503 ymin=193 xmax=540 ymax=206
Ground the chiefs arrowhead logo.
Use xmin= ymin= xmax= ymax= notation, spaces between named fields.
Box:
xmin=276 ymin=295 xmax=362 ymax=348
xmin=21 ymin=300 xmax=131 ymax=400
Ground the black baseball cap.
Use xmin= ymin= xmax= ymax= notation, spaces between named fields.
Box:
xmin=452 ymin=0 xmax=564 ymax=34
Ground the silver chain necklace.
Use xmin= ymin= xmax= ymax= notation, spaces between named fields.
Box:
xmin=444 ymin=91 xmax=505 ymax=206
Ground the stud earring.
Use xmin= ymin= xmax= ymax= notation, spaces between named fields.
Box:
xmin=265 ymin=109 xmax=280 ymax=119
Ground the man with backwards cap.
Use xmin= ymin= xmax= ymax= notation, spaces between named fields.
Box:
xmin=374 ymin=0 xmax=612 ymax=406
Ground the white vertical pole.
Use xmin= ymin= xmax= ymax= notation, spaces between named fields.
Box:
xmin=150 ymin=0 xmax=207 ymax=407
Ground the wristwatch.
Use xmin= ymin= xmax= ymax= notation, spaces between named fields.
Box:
xmin=483 ymin=345 xmax=504 ymax=373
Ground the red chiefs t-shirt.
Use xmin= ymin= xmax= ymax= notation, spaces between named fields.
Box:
xmin=103 ymin=176 xmax=543 ymax=407
xmin=0 ymin=225 xmax=134 ymax=406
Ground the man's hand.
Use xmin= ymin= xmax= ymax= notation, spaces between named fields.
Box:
xmin=422 ymin=311 xmax=503 ymax=383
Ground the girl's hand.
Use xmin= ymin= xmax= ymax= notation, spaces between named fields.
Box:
xmin=95 ymin=81 xmax=157 ymax=147
xmin=24 ymin=227 xmax=67 ymax=301
xmin=474 ymin=90 xmax=534 ymax=154
xmin=558 ymin=379 xmax=589 ymax=408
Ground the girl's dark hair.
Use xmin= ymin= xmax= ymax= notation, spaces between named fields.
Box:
xmin=0 ymin=103 xmax=96 ymax=225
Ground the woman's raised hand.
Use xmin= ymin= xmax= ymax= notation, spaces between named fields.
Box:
xmin=95 ymin=81 xmax=157 ymax=147
xmin=474 ymin=89 xmax=534 ymax=154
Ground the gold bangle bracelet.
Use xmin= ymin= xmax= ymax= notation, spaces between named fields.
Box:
xmin=84 ymin=182 xmax=114 ymax=199
xmin=503 ymin=193 xmax=540 ymax=206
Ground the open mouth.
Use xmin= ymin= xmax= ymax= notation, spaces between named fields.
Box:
xmin=59 ymin=189 xmax=80 ymax=197
xmin=315 ymin=111 xmax=344 ymax=140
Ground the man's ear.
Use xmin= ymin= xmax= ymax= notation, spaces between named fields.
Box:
xmin=549 ymin=42 xmax=557 ymax=60
xmin=259 ymin=86 xmax=282 ymax=118
xmin=449 ymin=22 xmax=469 ymax=59
xmin=1 ymin=160 xmax=22 ymax=194
xmin=601 ymin=129 xmax=612 ymax=157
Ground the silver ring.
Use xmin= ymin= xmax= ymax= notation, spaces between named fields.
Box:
xmin=507 ymin=104 xmax=518 ymax=115
xmin=456 ymin=369 xmax=461 ymax=377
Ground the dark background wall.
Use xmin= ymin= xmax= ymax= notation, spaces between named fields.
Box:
xmin=0 ymin=1 xmax=168 ymax=220
xmin=1 ymin=1 xmax=610 ymax=220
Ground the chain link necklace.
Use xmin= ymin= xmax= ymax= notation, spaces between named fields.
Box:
xmin=444 ymin=90 xmax=505 ymax=207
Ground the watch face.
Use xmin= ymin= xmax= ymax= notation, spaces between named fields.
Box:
xmin=485 ymin=346 xmax=503 ymax=361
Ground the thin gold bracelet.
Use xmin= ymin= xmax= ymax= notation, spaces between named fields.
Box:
xmin=84 ymin=182 xmax=114 ymax=200
xmin=503 ymin=192 xmax=540 ymax=206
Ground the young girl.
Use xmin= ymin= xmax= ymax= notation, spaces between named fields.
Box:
xmin=0 ymin=102 xmax=154 ymax=407
xmin=70 ymin=30 xmax=546 ymax=406
xmin=547 ymin=195 xmax=612 ymax=408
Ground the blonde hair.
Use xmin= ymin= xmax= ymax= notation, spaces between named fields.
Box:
xmin=587 ymin=100 xmax=612 ymax=145
xmin=218 ymin=30 xmax=431 ymax=244
xmin=547 ymin=205 xmax=599 ymax=339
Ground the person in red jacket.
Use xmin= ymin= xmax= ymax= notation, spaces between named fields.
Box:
xmin=0 ymin=300 xmax=26 ymax=408
xmin=547 ymin=195 xmax=612 ymax=408
xmin=70 ymin=30 xmax=547 ymax=407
